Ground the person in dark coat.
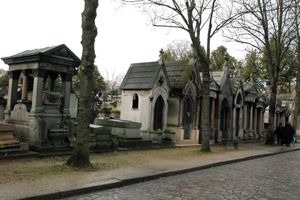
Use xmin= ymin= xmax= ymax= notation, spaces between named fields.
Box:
xmin=274 ymin=123 xmax=284 ymax=145
xmin=283 ymin=122 xmax=295 ymax=147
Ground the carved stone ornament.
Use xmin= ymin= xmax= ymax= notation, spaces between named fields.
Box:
xmin=47 ymin=94 xmax=59 ymax=103
xmin=52 ymin=48 xmax=72 ymax=58
xmin=158 ymin=76 xmax=164 ymax=85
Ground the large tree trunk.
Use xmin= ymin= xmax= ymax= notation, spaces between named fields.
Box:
xmin=192 ymin=37 xmax=211 ymax=152
xmin=266 ymin=90 xmax=276 ymax=144
xmin=201 ymin=75 xmax=211 ymax=152
xmin=265 ymin=62 xmax=277 ymax=145
xmin=293 ymin=38 xmax=300 ymax=135
xmin=67 ymin=0 xmax=98 ymax=168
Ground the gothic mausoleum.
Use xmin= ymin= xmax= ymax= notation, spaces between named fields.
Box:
xmin=120 ymin=50 xmax=292 ymax=145
xmin=1 ymin=44 xmax=80 ymax=152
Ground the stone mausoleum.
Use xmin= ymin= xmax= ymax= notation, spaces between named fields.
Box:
xmin=1 ymin=44 xmax=80 ymax=152
xmin=120 ymin=50 xmax=292 ymax=145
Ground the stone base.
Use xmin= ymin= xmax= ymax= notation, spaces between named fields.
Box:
xmin=0 ymin=142 xmax=29 ymax=156
xmin=0 ymin=123 xmax=18 ymax=145
xmin=118 ymin=136 xmax=152 ymax=149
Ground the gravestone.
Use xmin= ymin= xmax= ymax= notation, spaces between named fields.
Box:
xmin=94 ymin=117 xmax=152 ymax=149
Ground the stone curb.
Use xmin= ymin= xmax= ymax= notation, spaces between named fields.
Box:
xmin=18 ymin=147 xmax=300 ymax=200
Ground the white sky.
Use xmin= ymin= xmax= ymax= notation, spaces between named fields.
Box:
xmin=0 ymin=0 xmax=245 ymax=76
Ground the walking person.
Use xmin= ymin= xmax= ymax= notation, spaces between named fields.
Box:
xmin=283 ymin=122 xmax=295 ymax=147
xmin=274 ymin=123 xmax=284 ymax=145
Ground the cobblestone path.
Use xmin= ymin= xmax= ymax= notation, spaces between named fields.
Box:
xmin=61 ymin=151 xmax=300 ymax=200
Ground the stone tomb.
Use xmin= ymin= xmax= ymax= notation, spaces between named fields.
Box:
xmin=94 ymin=117 xmax=152 ymax=149
xmin=1 ymin=45 xmax=80 ymax=153
xmin=89 ymin=124 xmax=118 ymax=151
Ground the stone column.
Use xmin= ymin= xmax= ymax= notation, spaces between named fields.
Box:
xmin=210 ymin=98 xmax=215 ymax=130
xmin=253 ymin=106 xmax=258 ymax=136
xmin=21 ymin=70 xmax=29 ymax=101
xmin=61 ymin=73 xmax=72 ymax=116
xmin=6 ymin=71 xmax=20 ymax=112
xmin=30 ymin=69 xmax=46 ymax=113
xmin=239 ymin=105 xmax=244 ymax=138
xmin=258 ymin=108 xmax=263 ymax=137
xmin=249 ymin=104 xmax=253 ymax=131
xmin=243 ymin=103 xmax=248 ymax=130
xmin=148 ymin=96 xmax=153 ymax=132
xmin=195 ymin=96 xmax=201 ymax=129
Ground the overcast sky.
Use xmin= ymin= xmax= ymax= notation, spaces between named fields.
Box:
xmin=0 ymin=0 xmax=245 ymax=76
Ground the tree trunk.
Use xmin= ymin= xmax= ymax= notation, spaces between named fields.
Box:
xmin=67 ymin=0 xmax=98 ymax=168
xmin=265 ymin=76 xmax=276 ymax=145
xmin=293 ymin=37 xmax=300 ymax=135
xmin=201 ymin=76 xmax=211 ymax=152
xmin=192 ymin=38 xmax=211 ymax=152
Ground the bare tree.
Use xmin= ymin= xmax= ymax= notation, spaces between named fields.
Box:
xmin=100 ymin=69 xmax=124 ymax=102
xmin=165 ymin=39 xmax=192 ymax=61
xmin=116 ymin=0 xmax=237 ymax=152
xmin=224 ymin=0 xmax=297 ymax=144
xmin=67 ymin=0 xmax=98 ymax=168
xmin=292 ymin=0 xmax=300 ymax=133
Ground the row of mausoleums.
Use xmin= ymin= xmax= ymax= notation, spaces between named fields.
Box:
xmin=119 ymin=50 xmax=292 ymax=145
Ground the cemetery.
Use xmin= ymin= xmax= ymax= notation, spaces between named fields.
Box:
xmin=0 ymin=45 xmax=294 ymax=157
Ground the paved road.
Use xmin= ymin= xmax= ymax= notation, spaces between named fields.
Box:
xmin=61 ymin=151 xmax=300 ymax=200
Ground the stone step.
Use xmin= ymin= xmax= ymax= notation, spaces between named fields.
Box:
xmin=177 ymin=140 xmax=199 ymax=145
xmin=118 ymin=139 xmax=152 ymax=149
xmin=0 ymin=143 xmax=29 ymax=155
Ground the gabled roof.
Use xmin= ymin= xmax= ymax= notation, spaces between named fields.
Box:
xmin=1 ymin=44 xmax=81 ymax=66
xmin=212 ymin=72 xmax=222 ymax=84
xmin=165 ymin=60 xmax=193 ymax=89
xmin=120 ymin=61 xmax=161 ymax=90
xmin=244 ymin=81 xmax=258 ymax=94
xmin=121 ymin=60 xmax=194 ymax=90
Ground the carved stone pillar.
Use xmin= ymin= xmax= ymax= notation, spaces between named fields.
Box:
xmin=253 ymin=106 xmax=258 ymax=136
xmin=21 ymin=70 xmax=29 ymax=101
xmin=243 ymin=104 xmax=248 ymax=130
xmin=30 ymin=69 xmax=46 ymax=113
xmin=239 ymin=105 xmax=244 ymax=138
xmin=258 ymin=108 xmax=263 ymax=137
xmin=211 ymin=98 xmax=215 ymax=130
xmin=6 ymin=71 xmax=20 ymax=112
xmin=61 ymin=73 xmax=72 ymax=116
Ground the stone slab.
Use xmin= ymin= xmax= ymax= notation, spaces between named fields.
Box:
xmin=118 ymin=139 xmax=152 ymax=149
xmin=0 ymin=123 xmax=15 ymax=131
xmin=94 ymin=118 xmax=141 ymax=128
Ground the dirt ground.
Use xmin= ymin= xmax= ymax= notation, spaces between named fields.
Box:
xmin=0 ymin=143 xmax=266 ymax=199
xmin=1 ymin=146 xmax=223 ymax=184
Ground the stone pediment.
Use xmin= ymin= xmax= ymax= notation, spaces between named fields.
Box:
xmin=210 ymin=80 xmax=220 ymax=91
xmin=245 ymin=93 xmax=256 ymax=102
xmin=245 ymin=82 xmax=258 ymax=94
xmin=1 ymin=44 xmax=81 ymax=66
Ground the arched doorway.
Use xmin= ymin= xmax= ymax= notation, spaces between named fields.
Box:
xmin=153 ymin=95 xmax=164 ymax=131
xmin=183 ymin=97 xmax=192 ymax=139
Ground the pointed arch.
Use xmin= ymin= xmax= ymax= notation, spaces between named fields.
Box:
xmin=153 ymin=95 xmax=164 ymax=131
xmin=132 ymin=93 xmax=139 ymax=108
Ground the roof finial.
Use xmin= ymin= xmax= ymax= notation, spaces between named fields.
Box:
xmin=224 ymin=52 xmax=229 ymax=64
xmin=237 ymin=65 xmax=242 ymax=78
xmin=159 ymin=48 xmax=164 ymax=64
xmin=210 ymin=67 xmax=213 ymax=79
